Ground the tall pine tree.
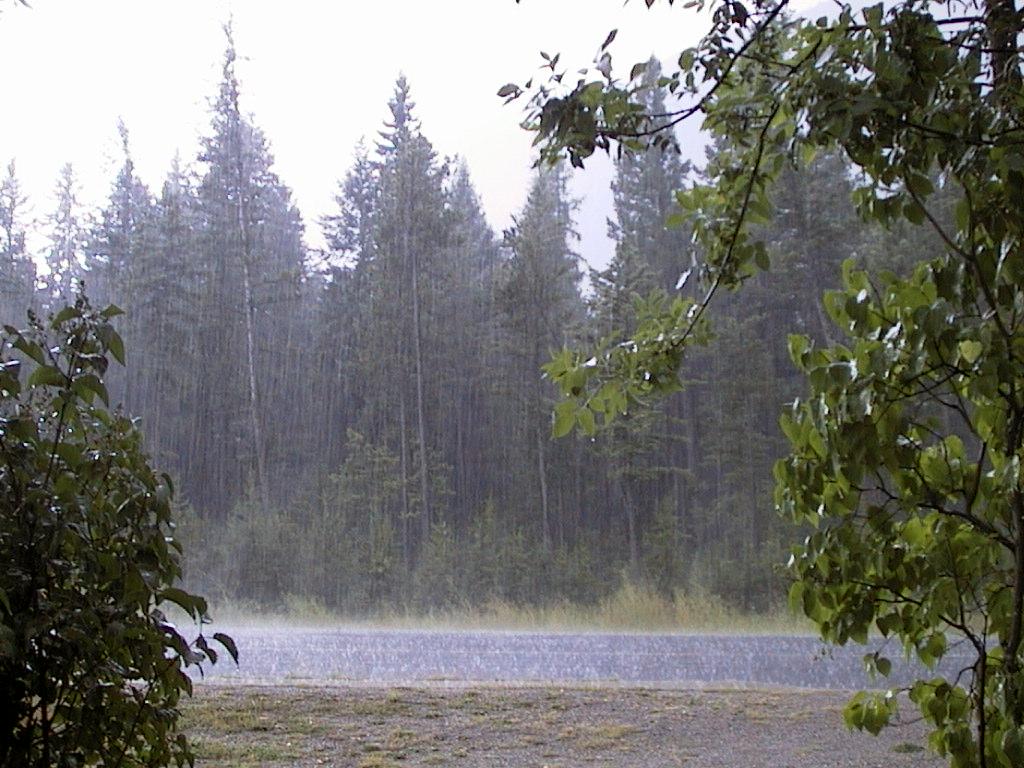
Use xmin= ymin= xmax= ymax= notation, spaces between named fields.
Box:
xmin=0 ymin=160 xmax=35 ymax=324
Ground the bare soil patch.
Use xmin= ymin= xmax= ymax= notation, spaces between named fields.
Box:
xmin=182 ymin=683 xmax=942 ymax=767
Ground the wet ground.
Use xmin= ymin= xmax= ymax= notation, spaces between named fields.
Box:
xmin=183 ymin=684 xmax=943 ymax=767
xmin=196 ymin=627 xmax=972 ymax=690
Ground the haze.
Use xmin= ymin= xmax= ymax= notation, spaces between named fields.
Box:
xmin=0 ymin=0 xmax=712 ymax=268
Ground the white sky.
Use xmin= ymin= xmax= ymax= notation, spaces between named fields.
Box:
xmin=0 ymin=0 xmax=815 ymax=271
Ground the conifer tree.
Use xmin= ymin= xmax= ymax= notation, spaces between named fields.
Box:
xmin=371 ymin=76 xmax=450 ymax=553
xmin=608 ymin=60 xmax=694 ymax=293
xmin=87 ymin=122 xmax=155 ymax=413
xmin=192 ymin=30 xmax=306 ymax=513
xmin=500 ymin=166 xmax=583 ymax=551
xmin=139 ymin=157 xmax=200 ymax=465
xmin=0 ymin=160 xmax=35 ymax=324
xmin=44 ymin=163 xmax=84 ymax=302
xmin=434 ymin=161 xmax=502 ymax=526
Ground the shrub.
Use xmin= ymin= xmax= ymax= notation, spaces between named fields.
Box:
xmin=0 ymin=297 xmax=233 ymax=768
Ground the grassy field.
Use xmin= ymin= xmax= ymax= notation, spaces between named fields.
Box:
xmin=181 ymin=683 xmax=940 ymax=767
xmin=202 ymin=583 xmax=812 ymax=635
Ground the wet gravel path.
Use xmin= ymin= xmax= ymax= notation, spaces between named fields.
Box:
xmin=184 ymin=684 xmax=944 ymax=767
xmin=196 ymin=627 xmax=972 ymax=690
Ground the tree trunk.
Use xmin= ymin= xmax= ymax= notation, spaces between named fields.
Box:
xmin=536 ymin=425 xmax=552 ymax=552
xmin=230 ymin=93 xmax=268 ymax=510
xmin=240 ymin=259 xmax=268 ymax=510
xmin=409 ymin=233 xmax=431 ymax=543
xmin=621 ymin=466 xmax=639 ymax=573
xmin=399 ymin=392 xmax=412 ymax=570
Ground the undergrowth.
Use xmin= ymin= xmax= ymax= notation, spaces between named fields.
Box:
xmin=202 ymin=582 xmax=809 ymax=634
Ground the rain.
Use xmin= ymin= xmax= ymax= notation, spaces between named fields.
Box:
xmin=0 ymin=1 xmax=1014 ymax=767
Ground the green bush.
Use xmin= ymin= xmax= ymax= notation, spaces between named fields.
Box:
xmin=0 ymin=298 xmax=233 ymax=768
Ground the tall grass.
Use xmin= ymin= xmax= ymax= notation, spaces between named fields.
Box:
xmin=205 ymin=582 xmax=811 ymax=635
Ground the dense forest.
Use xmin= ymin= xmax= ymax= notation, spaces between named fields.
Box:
xmin=0 ymin=42 xmax=927 ymax=615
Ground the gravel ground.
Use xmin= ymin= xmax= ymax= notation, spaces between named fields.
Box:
xmin=182 ymin=683 xmax=944 ymax=767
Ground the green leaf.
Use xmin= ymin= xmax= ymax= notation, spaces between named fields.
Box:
xmin=104 ymin=327 xmax=126 ymax=365
xmin=100 ymin=304 xmax=125 ymax=318
xmin=28 ymin=365 xmax=66 ymax=389
xmin=958 ymin=339 xmax=982 ymax=364
xmin=787 ymin=334 xmax=810 ymax=365
xmin=906 ymin=173 xmax=934 ymax=198
xmin=788 ymin=581 xmax=805 ymax=614
xmin=552 ymin=400 xmax=577 ymax=438
xmin=903 ymin=200 xmax=925 ymax=225
xmin=52 ymin=306 xmax=82 ymax=325
xmin=576 ymin=406 xmax=596 ymax=435
xmin=158 ymin=588 xmax=203 ymax=617
xmin=903 ymin=516 xmax=929 ymax=548
xmin=863 ymin=3 xmax=883 ymax=28
xmin=843 ymin=693 xmax=866 ymax=730
xmin=12 ymin=335 xmax=45 ymax=365
xmin=54 ymin=442 xmax=83 ymax=467
xmin=73 ymin=374 xmax=109 ymax=406
xmin=213 ymin=632 xmax=239 ymax=665
xmin=1001 ymin=727 xmax=1024 ymax=767
xmin=923 ymin=633 xmax=946 ymax=664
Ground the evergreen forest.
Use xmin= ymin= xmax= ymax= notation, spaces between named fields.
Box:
xmin=0 ymin=44 xmax=932 ymax=617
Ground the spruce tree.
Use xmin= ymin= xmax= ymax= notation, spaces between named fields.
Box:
xmin=44 ymin=164 xmax=84 ymax=302
xmin=86 ymin=122 xmax=154 ymax=414
xmin=499 ymin=166 xmax=583 ymax=551
xmin=192 ymin=30 xmax=306 ymax=514
xmin=0 ymin=160 xmax=35 ymax=324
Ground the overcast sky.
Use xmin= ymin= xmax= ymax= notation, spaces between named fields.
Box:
xmin=0 ymin=1 xmax=733 ymax=271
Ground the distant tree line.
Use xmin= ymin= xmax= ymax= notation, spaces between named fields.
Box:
xmin=0 ymin=45 xmax=921 ymax=613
